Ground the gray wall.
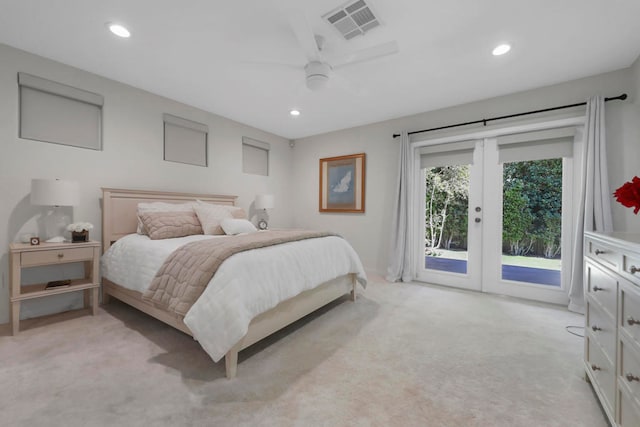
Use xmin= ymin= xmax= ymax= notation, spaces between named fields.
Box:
xmin=291 ymin=64 xmax=640 ymax=276
xmin=0 ymin=44 xmax=293 ymax=324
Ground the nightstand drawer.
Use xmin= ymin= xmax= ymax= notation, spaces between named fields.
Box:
xmin=21 ymin=247 xmax=94 ymax=267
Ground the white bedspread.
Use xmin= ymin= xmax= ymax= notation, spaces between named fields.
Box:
xmin=101 ymin=233 xmax=367 ymax=362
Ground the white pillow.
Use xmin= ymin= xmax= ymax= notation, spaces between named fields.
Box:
xmin=136 ymin=201 xmax=196 ymax=234
xmin=220 ymin=218 xmax=258 ymax=235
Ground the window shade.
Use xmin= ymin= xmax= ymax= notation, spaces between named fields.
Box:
xmin=497 ymin=127 xmax=575 ymax=163
xmin=242 ymin=136 xmax=270 ymax=176
xmin=419 ymin=140 xmax=476 ymax=168
xmin=163 ymin=114 xmax=208 ymax=167
xmin=18 ymin=72 xmax=103 ymax=150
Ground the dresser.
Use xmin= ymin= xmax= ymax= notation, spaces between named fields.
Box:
xmin=584 ymin=231 xmax=640 ymax=426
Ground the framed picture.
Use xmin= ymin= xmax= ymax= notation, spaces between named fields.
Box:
xmin=319 ymin=153 xmax=365 ymax=213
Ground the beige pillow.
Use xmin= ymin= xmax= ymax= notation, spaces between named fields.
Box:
xmin=139 ymin=211 xmax=203 ymax=240
xmin=136 ymin=201 xmax=196 ymax=234
xmin=193 ymin=203 xmax=246 ymax=235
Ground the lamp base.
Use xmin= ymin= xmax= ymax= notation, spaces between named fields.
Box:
xmin=44 ymin=207 xmax=70 ymax=241
xmin=45 ymin=236 xmax=66 ymax=243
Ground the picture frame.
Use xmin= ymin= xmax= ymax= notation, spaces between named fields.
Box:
xmin=319 ymin=153 xmax=365 ymax=213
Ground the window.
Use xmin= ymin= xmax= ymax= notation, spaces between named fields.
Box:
xmin=163 ymin=114 xmax=208 ymax=167
xmin=18 ymin=72 xmax=104 ymax=150
xmin=242 ymin=136 xmax=270 ymax=176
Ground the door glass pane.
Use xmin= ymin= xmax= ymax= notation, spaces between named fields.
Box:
xmin=501 ymin=159 xmax=562 ymax=286
xmin=424 ymin=165 xmax=470 ymax=274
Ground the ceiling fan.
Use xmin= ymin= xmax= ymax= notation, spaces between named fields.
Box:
xmin=283 ymin=8 xmax=399 ymax=91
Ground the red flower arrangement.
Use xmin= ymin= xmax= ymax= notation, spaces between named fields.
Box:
xmin=613 ymin=176 xmax=640 ymax=214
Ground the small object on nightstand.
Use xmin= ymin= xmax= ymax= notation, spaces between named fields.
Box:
xmin=258 ymin=219 xmax=268 ymax=230
xmin=45 ymin=279 xmax=71 ymax=289
xmin=30 ymin=237 xmax=40 ymax=245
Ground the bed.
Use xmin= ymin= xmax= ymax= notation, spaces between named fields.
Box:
xmin=100 ymin=188 xmax=367 ymax=379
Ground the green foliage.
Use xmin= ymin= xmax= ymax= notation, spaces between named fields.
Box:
xmin=424 ymin=158 xmax=563 ymax=258
xmin=425 ymin=165 xmax=469 ymax=250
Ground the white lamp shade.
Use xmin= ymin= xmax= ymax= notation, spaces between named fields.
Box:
xmin=30 ymin=179 xmax=80 ymax=206
xmin=255 ymin=194 xmax=274 ymax=210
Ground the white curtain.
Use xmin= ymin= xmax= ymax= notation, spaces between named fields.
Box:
xmin=568 ymin=96 xmax=613 ymax=313
xmin=386 ymin=132 xmax=414 ymax=282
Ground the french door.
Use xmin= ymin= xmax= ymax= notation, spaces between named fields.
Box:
xmin=415 ymin=131 xmax=574 ymax=305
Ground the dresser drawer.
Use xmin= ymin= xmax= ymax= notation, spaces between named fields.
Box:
xmin=586 ymin=300 xmax=616 ymax=364
xmin=586 ymin=337 xmax=616 ymax=414
xmin=620 ymin=339 xmax=640 ymax=399
xmin=586 ymin=238 xmax=620 ymax=270
xmin=621 ymin=281 xmax=640 ymax=346
xmin=21 ymin=247 xmax=94 ymax=267
xmin=585 ymin=261 xmax=618 ymax=320
xmin=619 ymin=388 xmax=640 ymax=427
xmin=623 ymin=254 xmax=640 ymax=287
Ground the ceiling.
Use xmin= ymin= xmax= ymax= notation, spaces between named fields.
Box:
xmin=1 ymin=0 xmax=639 ymax=140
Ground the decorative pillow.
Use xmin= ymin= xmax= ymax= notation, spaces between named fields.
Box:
xmin=220 ymin=218 xmax=258 ymax=235
xmin=136 ymin=201 xmax=195 ymax=234
xmin=193 ymin=203 xmax=234 ymax=235
xmin=138 ymin=211 xmax=203 ymax=240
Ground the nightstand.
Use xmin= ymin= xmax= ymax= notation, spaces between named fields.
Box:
xmin=9 ymin=240 xmax=101 ymax=335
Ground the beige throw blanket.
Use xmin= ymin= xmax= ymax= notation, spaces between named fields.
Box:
xmin=142 ymin=230 xmax=335 ymax=316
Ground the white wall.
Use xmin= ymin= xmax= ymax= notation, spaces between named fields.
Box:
xmin=291 ymin=65 xmax=640 ymax=276
xmin=0 ymin=44 xmax=293 ymax=324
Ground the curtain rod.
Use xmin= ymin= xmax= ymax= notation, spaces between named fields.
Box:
xmin=392 ymin=93 xmax=628 ymax=138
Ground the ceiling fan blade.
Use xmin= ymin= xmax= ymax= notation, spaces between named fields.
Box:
xmin=283 ymin=9 xmax=321 ymax=61
xmin=329 ymin=40 xmax=399 ymax=69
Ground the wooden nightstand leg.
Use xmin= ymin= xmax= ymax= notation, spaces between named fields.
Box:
xmin=11 ymin=300 xmax=20 ymax=335
xmin=91 ymin=288 xmax=98 ymax=315
xmin=83 ymin=289 xmax=90 ymax=309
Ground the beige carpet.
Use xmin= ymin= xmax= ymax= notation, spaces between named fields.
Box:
xmin=0 ymin=279 xmax=606 ymax=427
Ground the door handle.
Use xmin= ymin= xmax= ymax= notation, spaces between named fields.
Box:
xmin=475 ymin=218 xmax=481 ymax=223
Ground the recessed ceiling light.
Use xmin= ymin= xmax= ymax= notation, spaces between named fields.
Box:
xmin=290 ymin=109 xmax=301 ymax=116
xmin=108 ymin=23 xmax=131 ymax=38
xmin=492 ymin=44 xmax=511 ymax=56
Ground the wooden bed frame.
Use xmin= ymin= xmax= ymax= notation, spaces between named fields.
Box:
xmin=101 ymin=188 xmax=356 ymax=379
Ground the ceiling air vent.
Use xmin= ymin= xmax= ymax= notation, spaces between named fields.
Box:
xmin=323 ymin=0 xmax=380 ymax=40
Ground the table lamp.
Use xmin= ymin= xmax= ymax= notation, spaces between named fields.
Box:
xmin=31 ymin=178 xmax=79 ymax=242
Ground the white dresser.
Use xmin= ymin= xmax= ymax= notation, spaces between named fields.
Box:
xmin=584 ymin=231 xmax=640 ymax=426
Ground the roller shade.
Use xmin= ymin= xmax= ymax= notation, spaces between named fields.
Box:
xmin=419 ymin=140 xmax=476 ymax=168
xmin=163 ymin=114 xmax=208 ymax=167
xmin=497 ymin=127 xmax=575 ymax=163
xmin=19 ymin=72 xmax=103 ymax=150
xmin=242 ymin=136 xmax=270 ymax=176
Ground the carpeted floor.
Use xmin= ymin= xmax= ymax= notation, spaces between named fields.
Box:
xmin=0 ymin=279 xmax=607 ymax=427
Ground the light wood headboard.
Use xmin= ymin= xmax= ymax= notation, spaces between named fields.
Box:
xmin=102 ymin=188 xmax=237 ymax=254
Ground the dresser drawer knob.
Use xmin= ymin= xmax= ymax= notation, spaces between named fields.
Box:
xmin=591 ymin=364 xmax=601 ymax=371
xmin=57 ymin=253 xmax=64 ymax=259
xmin=595 ymin=249 xmax=606 ymax=255
xmin=627 ymin=317 xmax=640 ymax=326
xmin=592 ymin=286 xmax=604 ymax=292
xmin=591 ymin=325 xmax=602 ymax=332
xmin=630 ymin=265 xmax=639 ymax=275
xmin=625 ymin=373 xmax=640 ymax=382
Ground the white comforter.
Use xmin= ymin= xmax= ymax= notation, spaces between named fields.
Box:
xmin=101 ymin=233 xmax=367 ymax=362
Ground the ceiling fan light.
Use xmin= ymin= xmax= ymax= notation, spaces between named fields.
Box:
xmin=304 ymin=61 xmax=331 ymax=91
xmin=306 ymin=74 xmax=329 ymax=91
